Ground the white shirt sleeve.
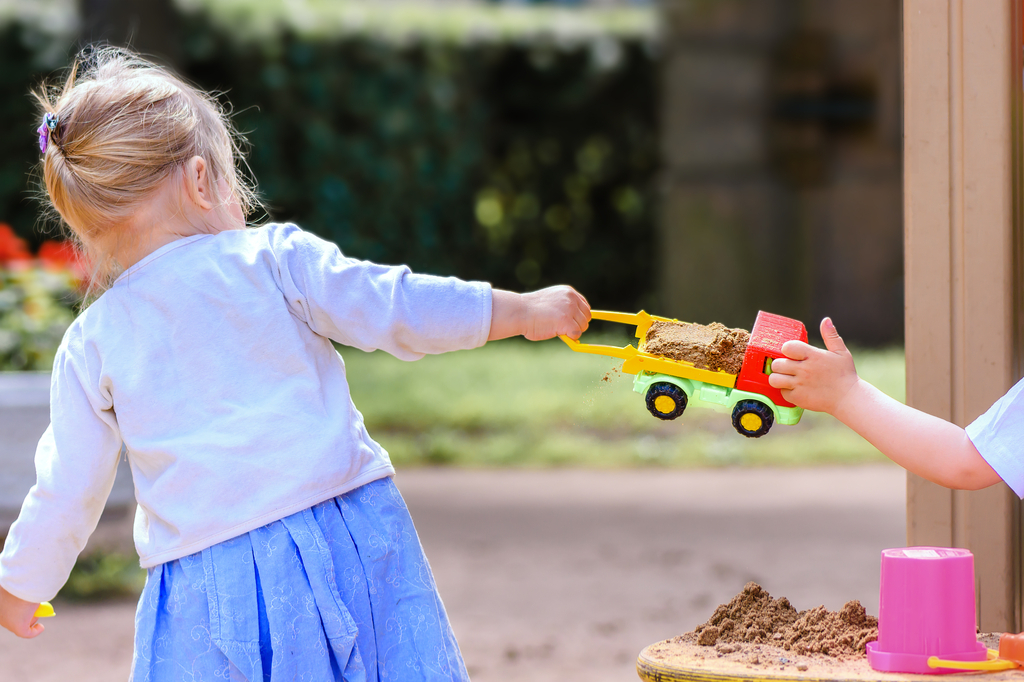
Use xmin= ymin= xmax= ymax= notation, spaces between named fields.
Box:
xmin=267 ymin=224 xmax=493 ymax=360
xmin=966 ymin=377 xmax=1024 ymax=499
xmin=0 ymin=331 xmax=123 ymax=603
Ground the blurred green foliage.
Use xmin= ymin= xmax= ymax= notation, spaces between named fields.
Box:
xmin=176 ymin=0 xmax=656 ymax=44
xmin=0 ymin=3 xmax=660 ymax=310
xmin=0 ymin=265 xmax=79 ymax=370
xmin=0 ymin=27 xmax=61 ymax=247
xmin=60 ymin=552 xmax=146 ymax=602
xmin=180 ymin=19 xmax=659 ymax=307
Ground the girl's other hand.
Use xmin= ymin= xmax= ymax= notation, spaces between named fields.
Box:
xmin=767 ymin=317 xmax=860 ymax=415
xmin=0 ymin=583 xmax=45 ymax=639
xmin=488 ymin=286 xmax=591 ymax=342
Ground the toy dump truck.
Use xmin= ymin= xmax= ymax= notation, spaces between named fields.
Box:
xmin=560 ymin=310 xmax=807 ymax=437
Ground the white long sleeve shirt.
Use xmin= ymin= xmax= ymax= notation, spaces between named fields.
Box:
xmin=0 ymin=223 xmax=492 ymax=602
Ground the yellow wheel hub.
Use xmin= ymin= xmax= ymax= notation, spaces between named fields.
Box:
xmin=740 ymin=413 xmax=763 ymax=432
xmin=654 ymin=395 xmax=677 ymax=414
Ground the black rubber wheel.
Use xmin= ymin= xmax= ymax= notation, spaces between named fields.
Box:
xmin=731 ymin=399 xmax=775 ymax=438
xmin=645 ymin=383 xmax=688 ymax=421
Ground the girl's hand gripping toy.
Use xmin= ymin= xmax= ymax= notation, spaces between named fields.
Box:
xmin=560 ymin=310 xmax=807 ymax=438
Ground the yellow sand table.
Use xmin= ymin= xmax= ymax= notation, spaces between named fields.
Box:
xmin=637 ymin=637 xmax=1017 ymax=682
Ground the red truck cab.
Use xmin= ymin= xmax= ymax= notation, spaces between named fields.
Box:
xmin=735 ymin=311 xmax=808 ymax=409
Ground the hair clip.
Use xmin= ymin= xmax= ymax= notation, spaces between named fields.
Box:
xmin=37 ymin=112 xmax=58 ymax=154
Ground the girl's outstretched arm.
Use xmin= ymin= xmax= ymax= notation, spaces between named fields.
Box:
xmin=489 ymin=286 xmax=591 ymax=341
xmin=0 ymin=583 xmax=45 ymax=639
xmin=768 ymin=318 xmax=1001 ymax=491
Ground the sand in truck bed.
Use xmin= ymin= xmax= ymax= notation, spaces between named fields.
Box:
xmin=643 ymin=321 xmax=750 ymax=375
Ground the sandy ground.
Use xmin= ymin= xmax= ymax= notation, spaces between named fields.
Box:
xmin=0 ymin=465 xmax=905 ymax=682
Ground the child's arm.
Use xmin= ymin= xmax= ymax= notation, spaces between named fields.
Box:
xmin=0 ymin=583 xmax=45 ymax=639
xmin=269 ymin=225 xmax=590 ymax=358
xmin=488 ymin=286 xmax=591 ymax=342
xmin=768 ymin=317 xmax=1002 ymax=491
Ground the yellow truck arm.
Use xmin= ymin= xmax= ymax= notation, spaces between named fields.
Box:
xmin=559 ymin=310 xmax=739 ymax=389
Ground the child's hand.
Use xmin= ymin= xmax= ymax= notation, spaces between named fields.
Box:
xmin=0 ymin=583 xmax=46 ymax=639
xmin=767 ymin=317 xmax=860 ymax=415
xmin=489 ymin=286 xmax=591 ymax=341
xmin=521 ymin=285 xmax=591 ymax=341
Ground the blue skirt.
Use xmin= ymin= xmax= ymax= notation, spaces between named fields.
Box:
xmin=131 ymin=477 xmax=470 ymax=682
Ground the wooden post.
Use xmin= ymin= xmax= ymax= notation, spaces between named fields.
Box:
xmin=903 ymin=0 xmax=1021 ymax=632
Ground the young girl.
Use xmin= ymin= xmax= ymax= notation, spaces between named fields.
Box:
xmin=0 ymin=48 xmax=591 ymax=681
xmin=766 ymin=318 xmax=1007 ymax=494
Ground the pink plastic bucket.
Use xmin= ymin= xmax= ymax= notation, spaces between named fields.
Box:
xmin=866 ymin=547 xmax=987 ymax=674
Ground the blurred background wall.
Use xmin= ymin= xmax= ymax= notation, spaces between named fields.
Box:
xmin=0 ymin=0 xmax=902 ymax=345
xmin=660 ymin=0 xmax=902 ymax=344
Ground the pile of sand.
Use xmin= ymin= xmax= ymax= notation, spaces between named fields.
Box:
xmin=687 ymin=582 xmax=877 ymax=659
xmin=643 ymin=321 xmax=749 ymax=374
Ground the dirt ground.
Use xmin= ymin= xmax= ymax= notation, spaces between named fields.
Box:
xmin=0 ymin=465 xmax=905 ymax=682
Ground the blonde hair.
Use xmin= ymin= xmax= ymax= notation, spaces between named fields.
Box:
xmin=34 ymin=46 xmax=259 ymax=289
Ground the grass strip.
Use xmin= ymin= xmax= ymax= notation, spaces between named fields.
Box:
xmin=343 ymin=337 xmax=902 ymax=469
